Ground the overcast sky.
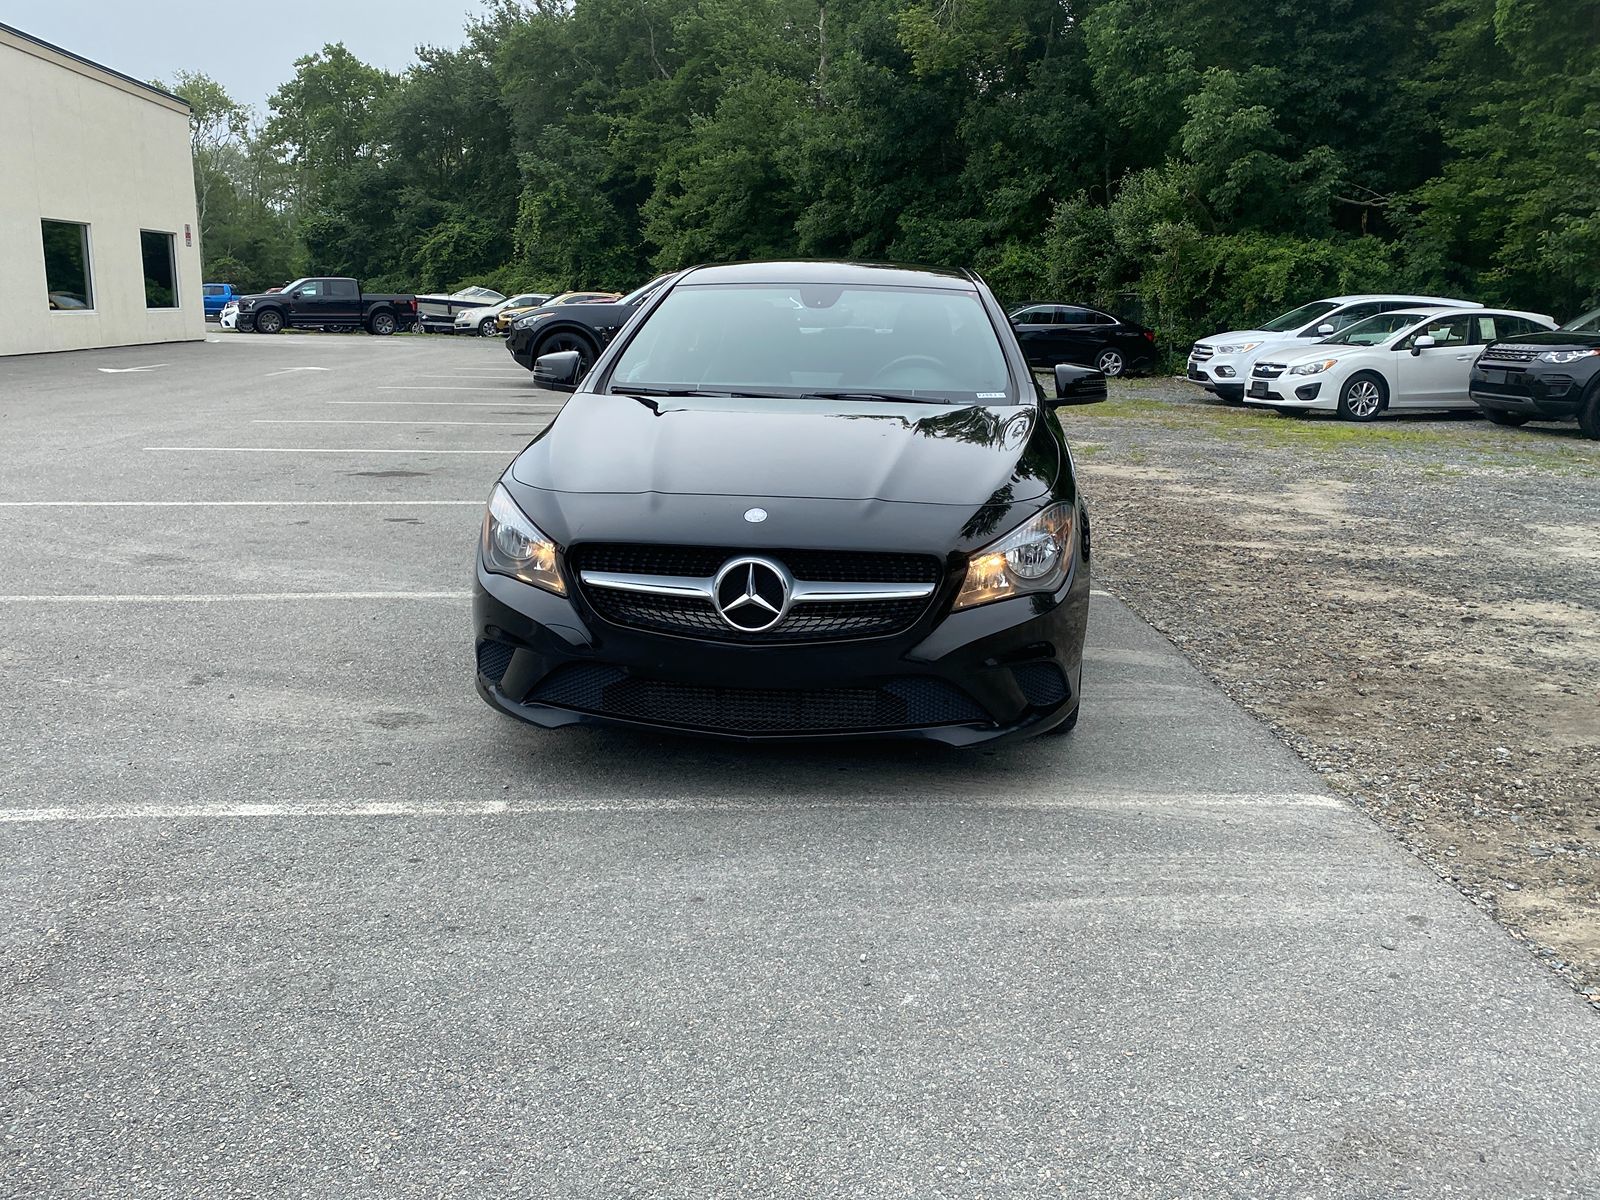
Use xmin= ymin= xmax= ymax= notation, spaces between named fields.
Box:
xmin=0 ymin=0 xmax=489 ymax=114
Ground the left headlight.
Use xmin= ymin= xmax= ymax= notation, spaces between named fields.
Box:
xmin=953 ymin=501 xmax=1078 ymax=612
xmin=1537 ymin=348 xmax=1600 ymax=364
xmin=1289 ymin=358 xmax=1339 ymax=375
xmin=480 ymin=483 xmax=566 ymax=596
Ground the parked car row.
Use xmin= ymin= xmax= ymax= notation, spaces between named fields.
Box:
xmin=1186 ymin=293 xmax=1598 ymax=437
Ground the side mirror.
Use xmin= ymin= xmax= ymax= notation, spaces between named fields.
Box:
xmin=1316 ymin=323 xmax=1335 ymax=335
xmin=1411 ymin=335 xmax=1436 ymax=356
xmin=1050 ymin=363 xmax=1108 ymax=406
xmin=533 ymin=349 xmax=582 ymax=392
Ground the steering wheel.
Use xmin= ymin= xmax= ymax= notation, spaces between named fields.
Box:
xmin=871 ymin=354 xmax=948 ymax=385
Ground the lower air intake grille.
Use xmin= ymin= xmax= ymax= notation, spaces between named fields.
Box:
xmin=528 ymin=665 xmax=989 ymax=734
xmin=1013 ymin=662 xmax=1068 ymax=708
xmin=476 ymin=640 xmax=516 ymax=685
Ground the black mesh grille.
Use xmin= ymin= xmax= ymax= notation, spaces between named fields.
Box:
xmin=476 ymin=640 xmax=516 ymax=685
xmin=1479 ymin=345 xmax=1537 ymax=364
xmin=1013 ymin=662 xmax=1068 ymax=708
xmin=569 ymin=543 xmax=941 ymax=643
xmin=528 ymin=664 xmax=988 ymax=734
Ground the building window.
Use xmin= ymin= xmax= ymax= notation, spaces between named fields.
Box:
xmin=42 ymin=220 xmax=93 ymax=311
xmin=141 ymin=230 xmax=178 ymax=309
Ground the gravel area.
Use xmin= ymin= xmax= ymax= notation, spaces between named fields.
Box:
xmin=1065 ymin=377 xmax=1600 ymax=1005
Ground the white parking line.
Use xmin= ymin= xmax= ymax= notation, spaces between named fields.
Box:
xmin=378 ymin=386 xmax=533 ymax=392
xmin=0 ymin=501 xmax=483 ymax=507
xmin=0 ymin=591 xmax=473 ymax=604
xmin=327 ymin=400 xmax=561 ymax=409
xmin=145 ymin=446 xmax=513 ymax=455
xmin=252 ymin=420 xmax=536 ymax=428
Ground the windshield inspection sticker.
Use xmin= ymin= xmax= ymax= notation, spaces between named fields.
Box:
xmin=977 ymin=392 xmax=1007 ymax=399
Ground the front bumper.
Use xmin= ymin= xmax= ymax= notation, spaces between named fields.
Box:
xmin=1242 ymin=376 xmax=1328 ymax=408
xmin=1469 ymin=367 xmax=1588 ymax=419
xmin=472 ymin=553 xmax=1091 ymax=746
xmin=1187 ymin=356 xmax=1245 ymax=401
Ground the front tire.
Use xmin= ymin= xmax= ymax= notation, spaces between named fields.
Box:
xmin=535 ymin=329 xmax=599 ymax=379
xmin=369 ymin=311 xmax=397 ymax=336
xmin=1336 ymin=372 xmax=1387 ymax=422
xmin=1483 ymin=409 xmax=1530 ymax=428
xmin=1095 ymin=348 xmax=1126 ymax=377
xmin=253 ymin=309 xmax=283 ymax=335
xmin=1579 ymin=387 xmax=1600 ymax=440
xmin=479 ymin=317 xmax=498 ymax=338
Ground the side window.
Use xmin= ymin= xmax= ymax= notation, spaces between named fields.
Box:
xmin=330 ymin=279 xmax=358 ymax=299
xmin=1404 ymin=315 xmax=1470 ymax=348
xmin=1057 ymin=306 xmax=1092 ymax=324
xmin=203 ymin=284 xmax=222 ymax=297
xmin=298 ymin=281 xmax=322 ymax=298
xmin=140 ymin=231 xmax=178 ymax=309
xmin=41 ymin=219 xmax=94 ymax=310
xmin=1320 ymin=303 xmax=1381 ymax=334
xmin=1085 ymin=310 xmax=1116 ymax=325
xmin=1013 ymin=307 xmax=1053 ymax=325
xmin=1471 ymin=315 xmax=1501 ymax=344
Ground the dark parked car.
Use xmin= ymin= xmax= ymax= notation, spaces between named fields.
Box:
xmin=234 ymin=277 xmax=417 ymax=335
xmin=475 ymin=260 xmax=1106 ymax=746
xmin=505 ymin=276 xmax=673 ymax=379
xmin=1470 ymin=306 xmax=1600 ymax=438
xmin=1008 ymin=303 xmax=1156 ymax=376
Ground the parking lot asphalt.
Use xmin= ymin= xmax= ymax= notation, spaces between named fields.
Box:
xmin=2 ymin=334 xmax=1597 ymax=1198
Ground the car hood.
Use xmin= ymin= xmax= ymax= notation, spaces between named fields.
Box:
xmin=1504 ymin=330 xmax=1600 ymax=350
xmin=510 ymin=393 xmax=1055 ymax=507
xmin=1197 ymin=329 xmax=1270 ymax=347
xmin=457 ymin=306 xmax=499 ymax=321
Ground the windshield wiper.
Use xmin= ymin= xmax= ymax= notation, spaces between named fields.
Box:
xmin=615 ymin=386 xmax=744 ymax=397
xmin=804 ymin=390 xmax=949 ymax=404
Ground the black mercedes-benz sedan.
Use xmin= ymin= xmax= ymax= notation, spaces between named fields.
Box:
xmin=1469 ymin=305 xmax=1600 ymax=438
xmin=473 ymin=261 xmax=1105 ymax=745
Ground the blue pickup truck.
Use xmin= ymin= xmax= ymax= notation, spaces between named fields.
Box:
xmin=202 ymin=283 xmax=239 ymax=320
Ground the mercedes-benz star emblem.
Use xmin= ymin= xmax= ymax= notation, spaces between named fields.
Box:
xmin=712 ymin=556 xmax=793 ymax=632
xmin=744 ymin=507 xmax=768 ymax=524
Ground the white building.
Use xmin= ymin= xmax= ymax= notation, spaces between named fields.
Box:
xmin=0 ymin=22 xmax=205 ymax=356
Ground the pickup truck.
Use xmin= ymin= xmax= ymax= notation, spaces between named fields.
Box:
xmin=202 ymin=283 xmax=240 ymax=320
xmin=233 ymin=277 xmax=417 ymax=335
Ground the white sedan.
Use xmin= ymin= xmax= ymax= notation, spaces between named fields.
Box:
xmin=218 ymin=300 xmax=239 ymax=330
xmin=1244 ymin=308 xmax=1556 ymax=420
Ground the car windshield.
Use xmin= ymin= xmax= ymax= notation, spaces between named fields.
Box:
xmin=452 ymin=286 xmax=503 ymax=302
xmin=1562 ymin=306 xmax=1600 ymax=333
xmin=608 ymin=282 xmax=1013 ymax=403
xmin=1259 ymin=300 xmax=1341 ymax=333
xmin=1322 ymin=312 xmax=1429 ymax=346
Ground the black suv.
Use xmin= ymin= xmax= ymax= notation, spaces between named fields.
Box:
xmin=1008 ymin=304 xmax=1156 ymax=377
xmin=1470 ymin=306 xmax=1600 ymax=438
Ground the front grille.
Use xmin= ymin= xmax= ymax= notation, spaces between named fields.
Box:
xmin=528 ymin=664 xmax=989 ymax=734
xmin=1253 ymin=362 xmax=1287 ymax=379
xmin=1013 ymin=662 xmax=1069 ymax=708
xmin=568 ymin=543 xmax=942 ymax=644
xmin=476 ymin=639 xmax=515 ymax=685
xmin=1479 ymin=345 xmax=1538 ymax=364
xmin=1191 ymin=344 xmax=1215 ymax=362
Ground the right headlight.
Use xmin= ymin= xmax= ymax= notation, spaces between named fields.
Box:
xmin=515 ymin=311 xmax=557 ymax=330
xmin=953 ymin=502 xmax=1078 ymax=611
xmin=1215 ymin=341 xmax=1261 ymax=355
xmin=1537 ymin=348 xmax=1600 ymax=364
xmin=480 ymin=484 xmax=565 ymax=595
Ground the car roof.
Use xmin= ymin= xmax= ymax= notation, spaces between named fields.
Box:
xmin=1318 ymin=295 xmax=1479 ymax=308
xmin=680 ymin=260 xmax=978 ymax=290
xmin=1384 ymin=307 xmax=1550 ymax=321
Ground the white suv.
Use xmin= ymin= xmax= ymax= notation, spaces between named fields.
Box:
xmin=1188 ymin=294 xmax=1480 ymax=402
